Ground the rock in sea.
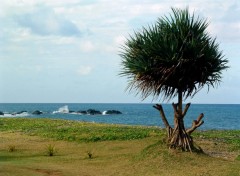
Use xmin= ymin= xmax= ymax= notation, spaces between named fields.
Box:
xmin=77 ymin=110 xmax=87 ymax=114
xmin=86 ymin=109 xmax=102 ymax=115
xmin=17 ymin=111 xmax=27 ymax=114
xmin=103 ymin=110 xmax=122 ymax=115
xmin=32 ymin=110 xmax=43 ymax=115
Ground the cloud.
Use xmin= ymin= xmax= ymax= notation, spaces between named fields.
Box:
xmin=214 ymin=2 xmax=240 ymax=42
xmin=0 ymin=0 xmax=239 ymax=103
xmin=14 ymin=4 xmax=81 ymax=37
xmin=79 ymin=40 xmax=95 ymax=52
xmin=114 ymin=35 xmax=126 ymax=46
xmin=76 ymin=66 xmax=92 ymax=76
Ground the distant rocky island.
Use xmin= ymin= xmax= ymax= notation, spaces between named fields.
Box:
xmin=0 ymin=105 xmax=122 ymax=117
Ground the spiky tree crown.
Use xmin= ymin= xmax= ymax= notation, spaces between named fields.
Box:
xmin=120 ymin=7 xmax=228 ymax=100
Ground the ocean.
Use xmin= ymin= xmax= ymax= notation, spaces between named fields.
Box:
xmin=0 ymin=103 xmax=239 ymax=130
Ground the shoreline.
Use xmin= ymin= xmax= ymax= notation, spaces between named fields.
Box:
xmin=0 ymin=104 xmax=240 ymax=130
xmin=1 ymin=116 xmax=240 ymax=130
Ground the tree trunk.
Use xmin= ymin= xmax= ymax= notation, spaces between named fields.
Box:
xmin=153 ymin=91 xmax=204 ymax=152
xmin=169 ymin=96 xmax=193 ymax=151
xmin=169 ymin=103 xmax=193 ymax=151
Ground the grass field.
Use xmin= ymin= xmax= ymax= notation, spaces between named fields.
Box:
xmin=0 ymin=118 xmax=240 ymax=176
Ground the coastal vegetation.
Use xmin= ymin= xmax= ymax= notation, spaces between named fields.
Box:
xmin=0 ymin=118 xmax=240 ymax=175
xmin=120 ymin=7 xmax=228 ymax=151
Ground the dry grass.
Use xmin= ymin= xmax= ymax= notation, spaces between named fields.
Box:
xmin=0 ymin=131 xmax=240 ymax=176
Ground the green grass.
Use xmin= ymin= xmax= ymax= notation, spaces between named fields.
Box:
xmin=0 ymin=118 xmax=240 ymax=150
xmin=193 ymin=130 xmax=240 ymax=151
xmin=0 ymin=118 xmax=240 ymax=176
xmin=0 ymin=118 xmax=164 ymax=142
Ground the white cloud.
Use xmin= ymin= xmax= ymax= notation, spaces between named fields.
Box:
xmin=79 ymin=40 xmax=95 ymax=52
xmin=211 ymin=22 xmax=240 ymax=42
xmin=53 ymin=37 xmax=77 ymax=45
xmin=76 ymin=66 xmax=92 ymax=76
xmin=114 ymin=35 xmax=126 ymax=46
xmin=14 ymin=4 xmax=81 ymax=37
xmin=0 ymin=0 xmax=240 ymax=103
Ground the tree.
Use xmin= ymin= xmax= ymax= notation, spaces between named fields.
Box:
xmin=120 ymin=7 xmax=228 ymax=152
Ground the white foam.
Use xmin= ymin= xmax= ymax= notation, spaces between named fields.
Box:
xmin=53 ymin=105 xmax=69 ymax=114
xmin=0 ymin=112 xmax=30 ymax=117
xmin=69 ymin=112 xmax=78 ymax=115
xmin=102 ymin=111 xmax=108 ymax=115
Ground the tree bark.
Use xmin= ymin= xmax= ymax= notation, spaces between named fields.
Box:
xmin=178 ymin=89 xmax=183 ymax=114
xmin=153 ymin=104 xmax=173 ymax=138
xmin=154 ymin=91 xmax=204 ymax=152
xmin=186 ymin=113 xmax=204 ymax=135
xmin=170 ymin=100 xmax=193 ymax=151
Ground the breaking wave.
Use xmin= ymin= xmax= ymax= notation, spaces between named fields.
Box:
xmin=0 ymin=111 xmax=30 ymax=117
xmin=53 ymin=105 xmax=69 ymax=114
xmin=52 ymin=106 xmax=122 ymax=115
xmin=0 ymin=105 xmax=122 ymax=117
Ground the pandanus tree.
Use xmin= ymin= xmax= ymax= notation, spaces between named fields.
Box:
xmin=120 ymin=8 xmax=228 ymax=152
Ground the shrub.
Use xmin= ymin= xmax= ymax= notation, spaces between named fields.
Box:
xmin=8 ymin=145 xmax=16 ymax=152
xmin=45 ymin=144 xmax=57 ymax=156
xmin=86 ymin=151 xmax=93 ymax=159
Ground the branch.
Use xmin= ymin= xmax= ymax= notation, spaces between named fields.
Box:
xmin=172 ymin=103 xmax=178 ymax=114
xmin=172 ymin=102 xmax=183 ymax=119
xmin=186 ymin=113 xmax=204 ymax=135
xmin=153 ymin=104 xmax=171 ymax=129
xmin=182 ymin=103 xmax=191 ymax=118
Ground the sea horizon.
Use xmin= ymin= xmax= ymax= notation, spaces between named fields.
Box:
xmin=0 ymin=103 xmax=239 ymax=130
xmin=1 ymin=102 xmax=240 ymax=104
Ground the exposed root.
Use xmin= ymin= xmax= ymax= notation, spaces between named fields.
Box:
xmin=187 ymin=113 xmax=204 ymax=135
xmin=154 ymin=103 xmax=205 ymax=152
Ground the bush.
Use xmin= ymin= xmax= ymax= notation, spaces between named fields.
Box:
xmin=45 ymin=144 xmax=57 ymax=156
xmin=8 ymin=145 xmax=16 ymax=152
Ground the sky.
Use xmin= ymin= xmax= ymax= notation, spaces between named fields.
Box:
xmin=0 ymin=0 xmax=240 ymax=103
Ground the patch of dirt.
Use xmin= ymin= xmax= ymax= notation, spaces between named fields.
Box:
xmin=197 ymin=139 xmax=239 ymax=161
xmin=34 ymin=169 xmax=62 ymax=176
xmin=204 ymin=150 xmax=237 ymax=161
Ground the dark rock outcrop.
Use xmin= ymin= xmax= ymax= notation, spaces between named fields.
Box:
xmin=32 ymin=110 xmax=43 ymax=115
xmin=104 ymin=110 xmax=122 ymax=115
xmin=86 ymin=109 xmax=102 ymax=115
xmin=0 ymin=111 xmax=4 ymax=115
xmin=17 ymin=111 xmax=27 ymax=114
xmin=11 ymin=111 xmax=27 ymax=116
xmin=77 ymin=111 xmax=87 ymax=114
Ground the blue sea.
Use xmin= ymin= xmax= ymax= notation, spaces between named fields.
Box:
xmin=0 ymin=103 xmax=239 ymax=130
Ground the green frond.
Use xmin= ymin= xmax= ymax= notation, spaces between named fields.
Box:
xmin=120 ymin=7 xmax=228 ymax=100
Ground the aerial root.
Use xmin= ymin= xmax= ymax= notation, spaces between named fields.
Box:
xmin=187 ymin=113 xmax=204 ymax=135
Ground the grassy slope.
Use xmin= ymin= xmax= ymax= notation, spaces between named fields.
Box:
xmin=0 ymin=118 xmax=240 ymax=176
